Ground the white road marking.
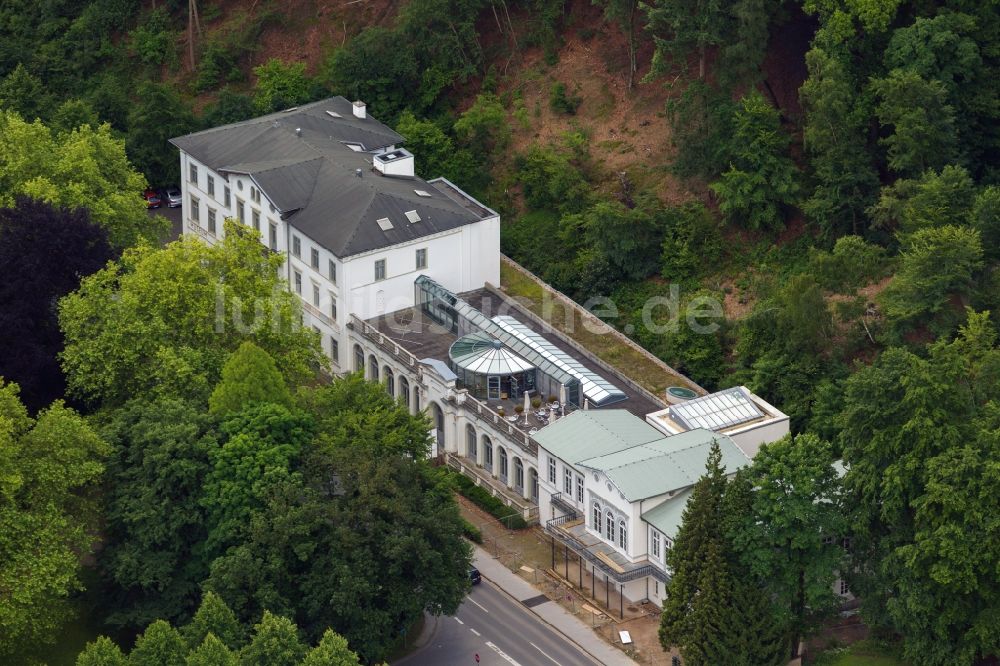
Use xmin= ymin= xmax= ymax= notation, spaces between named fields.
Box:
xmin=530 ymin=642 xmax=563 ymax=666
xmin=486 ymin=641 xmax=521 ymax=665
xmin=469 ymin=628 xmax=481 ymax=636
xmin=468 ymin=598 xmax=490 ymax=613
xmin=454 ymin=617 xmax=464 ymax=625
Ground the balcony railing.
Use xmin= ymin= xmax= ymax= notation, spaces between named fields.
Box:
xmin=350 ymin=314 xmax=538 ymax=457
xmin=302 ymin=301 xmax=335 ymax=327
xmin=550 ymin=492 xmax=578 ymax=520
xmin=445 ymin=452 xmax=538 ymax=522
xmin=545 ymin=513 xmax=669 ymax=585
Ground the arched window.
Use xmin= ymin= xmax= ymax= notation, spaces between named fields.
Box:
xmin=466 ymin=425 xmax=478 ymax=461
xmin=414 ymin=386 xmax=421 ymax=412
xmin=483 ymin=437 xmax=493 ymax=472
xmin=354 ymin=345 xmax=364 ymax=373
xmin=593 ymin=503 xmax=601 ymax=530
xmin=618 ymin=520 xmax=627 ymax=550
xmin=399 ymin=376 xmax=410 ymax=411
xmin=368 ymin=355 xmax=379 ymax=381
xmin=514 ymin=458 xmax=524 ymax=493
xmin=499 ymin=447 xmax=508 ymax=483
xmin=605 ymin=511 xmax=614 ymax=542
xmin=431 ymin=402 xmax=444 ymax=450
xmin=384 ymin=367 xmax=394 ymax=397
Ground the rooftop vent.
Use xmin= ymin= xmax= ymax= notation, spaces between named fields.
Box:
xmin=376 ymin=217 xmax=394 ymax=231
xmin=355 ymin=169 xmax=362 ymax=178
xmin=405 ymin=210 xmax=421 ymax=223
xmin=295 ymin=127 xmax=302 ymax=137
xmin=414 ymin=189 xmax=432 ymax=197
xmin=353 ymin=100 xmax=366 ymax=119
xmin=325 ymin=110 xmax=343 ymax=119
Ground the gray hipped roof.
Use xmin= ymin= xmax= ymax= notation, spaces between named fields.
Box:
xmin=169 ymin=97 xmax=490 ymax=258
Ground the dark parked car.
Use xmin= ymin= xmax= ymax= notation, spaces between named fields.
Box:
xmin=162 ymin=186 xmax=182 ymax=208
xmin=143 ymin=188 xmax=161 ymax=209
xmin=469 ymin=567 xmax=481 ymax=585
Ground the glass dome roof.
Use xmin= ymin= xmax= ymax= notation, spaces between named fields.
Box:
xmin=448 ymin=332 xmax=535 ymax=376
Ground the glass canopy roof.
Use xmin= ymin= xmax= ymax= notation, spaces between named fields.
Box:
xmin=490 ymin=316 xmax=627 ymax=406
xmin=449 ymin=332 xmax=536 ymax=375
xmin=668 ymin=387 xmax=763 ymax=431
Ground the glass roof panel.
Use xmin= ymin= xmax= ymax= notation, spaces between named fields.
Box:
xmin=668 ymin=387 xmax=763 ymax=431
xmin=490 ymin=315 xmax=627 ymax=406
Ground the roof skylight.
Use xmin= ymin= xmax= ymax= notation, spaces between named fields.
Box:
xmin=405 ymin=210 xmax=421 ymax=223
xmin=414 ymin=189 xmax=432 ymax=197
xmin=325 ymin=110 xmax=343 ymax=118
xmin=376 ymin=217 xmax=394 ymax=231
xmin=669 ymin=388 xmax=763 ymax=431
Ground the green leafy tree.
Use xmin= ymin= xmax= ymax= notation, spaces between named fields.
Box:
xmin=730 ymin=434 xmax=845 ymax=658
xmin=59 ymin=220 xmax=324 ymax=407
xmin=394 ymin=111 xmax=457 ymax=180
xmin=583 ymin=199 xmax=666 ymax=282
xmin=202 ymin=403 xmax=313 ymax=558
xmin=253 ymin=59 xmax=315 ymax=114
xmin=453 ymin=93 xmax=511 ymax=156
xmin=808 ymin=235 xmax=888 ymax=293
xmin=206 ymin=377 xmax=469 ymax=663
xmin=209 ymin=342 xmax=293 ymax=417
xmin=660 ymin=202 xmax=723 ymax=283
xmin=51 ymin=99 xmax=100 ymax=134
xmin=76 ymin=637 xmax=128 ymax=666
xmin=203 ymin=89 xmax=256 ymax=127
xmin=800 ymin=48 xmax=879 ymax=238
xmin=972 ymin=186 xmax=1000 ymax=262
xmin=302 ymin=630 xmax=363 ymax=666
xmin=239 ymin=611 xmax=307 ymax=666
xmin=515 ymin=144 xmax=591 ymax=215
xmin=868 ymin=165 xmax=976 ymax=235
xmin=710 ymin=91 xmax=799 ymax=231
xmin=0 ymin=110 xmax=157 ymax=248
xmin=0 ymin=382 xmax=109 ymax=660
xmin=126 ymin=81 xmax=197 ymax=187
xmin=646 ymin=0 xmax=729 ymax=80
xmin=837 ymin=313 xmax=1000 ymax=664
xmin=879 ymin=225 xmax=983 ymax=336
xmin=0 ymin=63 xmax=48 ymax=121
xmin=663 ymin=80 xmax=738 ymax=179
xmin=872 ymin=69 xmax=958 ymax=177
xmin=129 ymin=620 xmax=187 ymax=666
xmin=101 ymin=397 xmax=216 ymax=629
xmin=325 ymin=28 xmax=419 ymax=120
xmin=185 ymin=634 xmax=238 ymax=666
xmin=181 ymin=592 xmax=246 ymax=652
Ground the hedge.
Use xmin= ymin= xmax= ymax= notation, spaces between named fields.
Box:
xmin=434 ymin=467 xmax=528 ymax=529
xmin=461 ymin=518 xmax=483 ymax=543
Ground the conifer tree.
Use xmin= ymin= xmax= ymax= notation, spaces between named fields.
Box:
xmin=181 ymin=591 xmax=246 ymax=651
xmin=239 ymin=611 xmax=308 ymax=666
xmin=129 ymin=620 xmax=187 ymax=666
xmin=185 ymin=634 xmax=238 ymax=666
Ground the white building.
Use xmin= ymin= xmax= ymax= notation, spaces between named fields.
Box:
xmin=534 ymin=409 xmax=752 ymax=609
xmin=646 ymin=386 xmax=789 ymax=458
xmin=169 ymin=97 xmax=500 ymax=370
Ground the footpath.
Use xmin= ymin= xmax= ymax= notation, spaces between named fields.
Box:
xmin=473 ymin=545 xmax=638 ymax=666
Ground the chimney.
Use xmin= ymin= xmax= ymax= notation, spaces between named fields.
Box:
xmin=352 ymin=100 xmax=366 ymax=119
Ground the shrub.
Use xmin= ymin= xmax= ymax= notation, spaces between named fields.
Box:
xmin=461 ymin=519 xmax=483 ymax=543
xmin=549 ymin=82 xmax=581 ymax=115
xmin=531 ymin=398 xmax=542 ymax=409
xmin=445 ymin=470 xmax=528 ymax=529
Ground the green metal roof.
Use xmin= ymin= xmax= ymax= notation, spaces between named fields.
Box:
xmin=577 ymin=428 xmax=750 ymax=501
xmin=641 ymin=488 xmax=693 ymax=539
xmin=532 ymin=410 xmax=665 ymax=465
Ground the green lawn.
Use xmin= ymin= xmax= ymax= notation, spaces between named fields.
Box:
xmin=499 ymin=258 xmax=701 ymax=395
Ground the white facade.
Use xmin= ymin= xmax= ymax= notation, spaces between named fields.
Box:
xmin=176 ymin=151 xmax=500 ymax=373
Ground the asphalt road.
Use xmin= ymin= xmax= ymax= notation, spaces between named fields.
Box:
xmin=149 ymin=204 xmax=183 ymax=244
xmin=395 ymin=580 xmax=600 ymax=666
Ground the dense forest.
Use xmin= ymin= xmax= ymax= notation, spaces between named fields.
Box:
xmin=1 ymin=0 xmax=999 ymax=663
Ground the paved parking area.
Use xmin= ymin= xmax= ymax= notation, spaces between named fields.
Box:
xmin=148 ymin=204 xmax=183 ymax=244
